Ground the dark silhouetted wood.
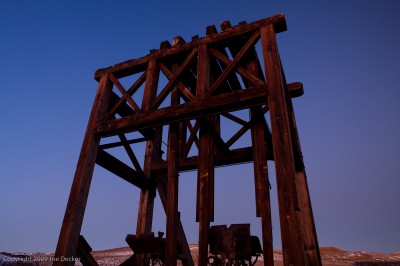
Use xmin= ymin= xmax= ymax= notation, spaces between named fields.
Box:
xmin=96 ymin=84 xmax=267 ymax=136
xmin=165 ymin=63 xmax=181 ymax=266
xmin=54 ymin=75 xmax=113 ymax=266
xmin=94 ymin=14 xmax=286 ymax=80
xmin=151 ymin=146 xmax=273 ymax=173
xmin=196 ymin=44 xmax=213 ymax=266
xmin=261 ymin=24 xmax=305 ymax=265
xmin=105 ymin=71 xmax=146 ymax=120
xmin=151 ymin=49 xmax=198 ymax=110
xmin=155 ymin=175 xmax=194 ymax=266
xmin=96 ymin=149 xmax=149 ymax=188
xmin=99 ymin=137 xmax=147 ymax=149
xmin=283 ymin=70 xmax=321 ymax=265
xmin=109 ymin=73 xmax=141 ymax=112
xmin=95 ymin=82 xmax=303 ymax=137
xmin=207 ymin=31 xmax=261 ymax=97
xmin=136 ymin=59 xmax=161 ymax=240
xmin=250 ymin=107 xmax=274 ymax=266
xmin=77 ymin=235 xmax=99 ymax=266
xmin=229 ymin=33 xmax=274 ymax=265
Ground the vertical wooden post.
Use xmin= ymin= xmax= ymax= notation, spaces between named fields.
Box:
xmin=250 ymin=107 xmax=274 ymax=266
xmin=260 ymin=25 xmax=305 ymax=265
xmin=196 ymin=44 xmax=213 ymax=266
xmin=285 ymin=85 xmax=322 ymax=265
xmin=280 ymin=56 xmax=322 ymax=265
xmin=53 ymin=74 xmax=113 ymax=266
xmin=155 ymin=173 xmax=194 ymax=266
xmin=228 ymin=38 xmax=274 ymax=266
xmin=295 ymin=170 xmax=322 ymax=265
xmin=136 ymin=60 xmax=161 ymax=237
xmin=165 ymin=63 xmax=181 ymax=266
xmin=136 ymin=60 xmax=161 ymax=266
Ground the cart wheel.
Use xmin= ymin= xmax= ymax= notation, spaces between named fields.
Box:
xmin=250 ymin=255 xmax=259 ymax=266
xmin=230 ymin=258 xmax=247 ymax=266
xmin=208 ymin=255 xmax=223 ymax=266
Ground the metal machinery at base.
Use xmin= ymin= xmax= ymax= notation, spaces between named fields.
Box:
xmin=53 ymin=14 xmax=322 ymax=266
xmin=208 ymin=224 xmax=262 ymax=266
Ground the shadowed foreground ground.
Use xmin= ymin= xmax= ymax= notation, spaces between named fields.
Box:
xmin=2 ymin=246 xmax=400 ymax=265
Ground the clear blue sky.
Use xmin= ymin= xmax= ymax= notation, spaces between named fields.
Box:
xmin=1 ymin=0 xmax=399 ymax=254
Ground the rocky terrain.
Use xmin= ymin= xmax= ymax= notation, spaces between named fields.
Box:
xmin=2 ymin=246 xmax=400 ymax=265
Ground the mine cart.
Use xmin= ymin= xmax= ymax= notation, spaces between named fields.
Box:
xmin=208 ymin=224 xmax=262 ymax=266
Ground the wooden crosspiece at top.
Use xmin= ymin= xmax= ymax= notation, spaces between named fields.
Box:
xmin=53 ymin=14 xmax=321 ymax=266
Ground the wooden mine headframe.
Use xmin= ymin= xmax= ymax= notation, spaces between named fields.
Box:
xmin=54 ymin=14 xmax=321 ymax=266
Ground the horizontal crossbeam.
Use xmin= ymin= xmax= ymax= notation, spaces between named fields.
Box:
xmin=99 ymin=137 xmax=147 ymax=149
xmin=95 ymin=82 xmax=303 ymax=137
xmin=94 ymin=14 xmax=286 ymax=80
xmin=96 ymin=85 xmax=268 ymax=136
xmin=151 ymin=147 xmax=274 ymax=173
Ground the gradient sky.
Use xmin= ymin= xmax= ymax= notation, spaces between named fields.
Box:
xmin=1 ymin=0 xmax=399 ymax=254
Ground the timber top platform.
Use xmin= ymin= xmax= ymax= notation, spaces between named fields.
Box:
xmin=94 ymin=14 xmax=286 ymax=80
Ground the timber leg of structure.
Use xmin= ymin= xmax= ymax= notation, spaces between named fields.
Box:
xmin=250 ymin=107 xmax=274 ymax=266
xmin=53 ymin=76 xmax=113 ymax=266
xmin=196 ymin=44 xmax=215 ymax=266
xmin=261 ymin=24 xmax=322 ymax=265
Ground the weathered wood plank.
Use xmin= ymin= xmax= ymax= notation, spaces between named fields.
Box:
xmin=109 ymin=73 xmax=141 ymax=112
xmin=288 ymin=82 xmax=304 ymax=98
xmin=226 ymin=31 xmax=266 ymax=84
xmin=226 ymin=120 xmax=252 ymax=147
xmin=295 ymin=170 xmax=322 ymax=265
xmin=151 ymin=48 xmax=198 ymax=110
xmin=280 ymin=63 xmax=321 ymax=265
xmin=77 ymin=235 xmax=99 ymax=266
xmin=165 ymin=130 xmax=180 ymax=265
xmin=229 ymin=32 xmax=275 ymax=265
xmin=207 ymin=48 xmax=265 ymax=88
xmin=109 ymin=91 xmax=155 ymax=140
xmin=197 ymin=117 xmax=231 ymax=157
xmin=156 ymin=175 xmax=194 ymax=266
xmin=250 ymin=107 xmax=274 ymax=266
xmin=95 ymin=84 xmax=268 ymax=136
xmin=151 ymin=146 xmax=273 ymax=173
xmin=99 ymin=137 xmax=147 ymax=149
xmin=96 ymin=149 xmax=149 ymax=189
xmin=159 ymin=63 xmax=195 ymax=102
xmin=222 ymin=112 xmax=247 ymax=126
xmin=165 ymin=65 xmax=181 ymax=266
xmin=207 ymin=30 xmax=261 ymax=97
xmin=53 ymin=75 xmax=113 ymax=266
xmin=105 ymin=71 xmax=146 ymax=120
xmin=136 ymin=59 xmax=161 ymax=239
xmin=118 ymin=134 xmax=145 ymax=177
xmin=196 ymin=44 xmax=213 ymax=266
xmin=261 ymin=24 xmax=305 ymax=265
xmin=135 ymin=61 xmax=161 ymax=266
xmin=182 ymin=120 xmax=199 ymax=158
xmin=205 ymin=25 xmax=240 ymax=93
xmin=94 ymin=14 xmax=286 ymax=80
xmin=96 ymin=81 xmax=303 ymax=137
xmin=179 ymin=118 xmax=188 ymax=158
